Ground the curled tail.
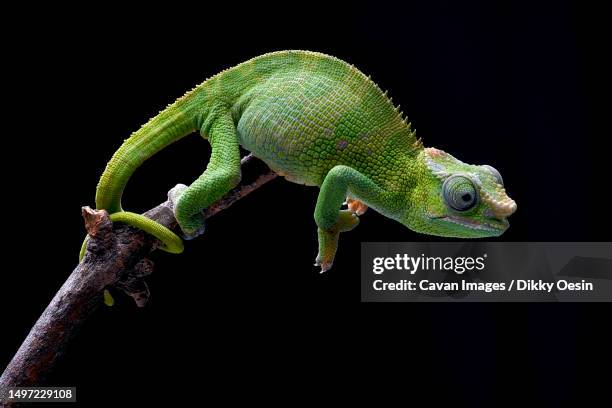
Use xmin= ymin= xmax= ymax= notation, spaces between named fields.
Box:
xmin=79 ymin=99 xmax=198 ymax=261
xmin=79 ymin=212 xmax=184 ymax=260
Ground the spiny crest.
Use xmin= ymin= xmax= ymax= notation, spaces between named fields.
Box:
xmin=380 ymin=87 xmax=422 ymax=152
xmin=167 ymin=53 xmax=255 ymax=109
xmin=138 ymin=50 xmax=426 ymax=153
xmin=351 ymin=61 xmax=422 ymax=152
xmin=413 ymin=135 xmax=423 ymax=150
xmin=136 ymin=51 xmax=302 ymax=129
xmin=168 ymin=50 xmax=307 ymax=109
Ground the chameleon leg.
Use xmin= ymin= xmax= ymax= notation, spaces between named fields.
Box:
xmin=171 ymin=113 xmax=241 ymax=239
xmin=314 ymin=165 xmax=386 ymax=272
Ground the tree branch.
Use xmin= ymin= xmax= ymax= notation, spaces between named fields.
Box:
xmin=0 ymin=155 xmax=277 ymax=403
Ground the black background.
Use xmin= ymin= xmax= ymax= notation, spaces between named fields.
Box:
xmin=3 ymin=1 xmax=609 ymax=406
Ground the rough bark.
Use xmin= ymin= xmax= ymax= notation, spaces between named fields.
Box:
xmin=0 ymin=155 xmax=277 ymax=405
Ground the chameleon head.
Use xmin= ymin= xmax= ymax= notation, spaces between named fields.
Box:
xmin=401 ymin=147 xmax=517 ymax=238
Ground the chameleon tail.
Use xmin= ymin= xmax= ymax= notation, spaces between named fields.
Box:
xmin=96 ymin=104 xmax=196 ymax=213
xmin=79 ymin=100 xmax=198 ymax=261
xmin=79 ymin=212 xmax=184 ymax=261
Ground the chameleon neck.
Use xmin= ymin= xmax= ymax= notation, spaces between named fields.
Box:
xmin=354 ymin=147 xmax=425 ymax=222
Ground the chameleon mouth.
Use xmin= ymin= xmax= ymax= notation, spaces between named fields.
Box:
xmin=430 ymin=214 xmax=509 ymax=235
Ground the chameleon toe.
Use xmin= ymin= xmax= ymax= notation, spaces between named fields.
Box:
xmin=347 ymin=198 xmax=368 ymax=216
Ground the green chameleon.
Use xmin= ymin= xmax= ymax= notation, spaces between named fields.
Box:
xmin=80 ymin=50 xmax=516 ymax=273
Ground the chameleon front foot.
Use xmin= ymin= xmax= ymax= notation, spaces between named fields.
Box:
xmin=315 ymin=210 xmax=360 ymax=273
xmin=168 ymin=184 xmax=206 ymax=240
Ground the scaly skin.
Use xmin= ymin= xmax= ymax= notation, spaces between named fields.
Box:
xmin=80 ymin=50 xmax=517 ymax=272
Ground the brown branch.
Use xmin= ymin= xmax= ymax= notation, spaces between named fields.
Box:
xmin=0 ymin=155 xmax=277 ymax=403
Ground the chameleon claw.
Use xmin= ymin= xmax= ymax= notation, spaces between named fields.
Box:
xmin=315 ymin=210 xmax=360 ymax=273
xmin=316 ymin=230 xmax=337 ymax=273
xmin=180 ymin=221 xmax=206 ymax=241
xmin=346 ymin=198 xmax=368 ymax=216
xmin=319 ymin=262 xmax=333 ymax=273
xmin=314 ymin=254 xmax=333 ymax=273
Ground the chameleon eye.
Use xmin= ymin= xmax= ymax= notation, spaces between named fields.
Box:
xmin=482 ymin=164 xmax=503 ymax=186
xmin=443 ymin=176 xmax=478 ymax=212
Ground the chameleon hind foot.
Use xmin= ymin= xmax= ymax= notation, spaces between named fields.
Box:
xmin=346 ymin=198 xmax=368 ymax=216
xmin=168 ymin=184 xmax=206 ymax=240
xmin=315 ymin=210 xmax=360 ymax=273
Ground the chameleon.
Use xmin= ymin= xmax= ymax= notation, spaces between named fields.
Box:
xmin=80 ymin=50 xmax=517 ymax=272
